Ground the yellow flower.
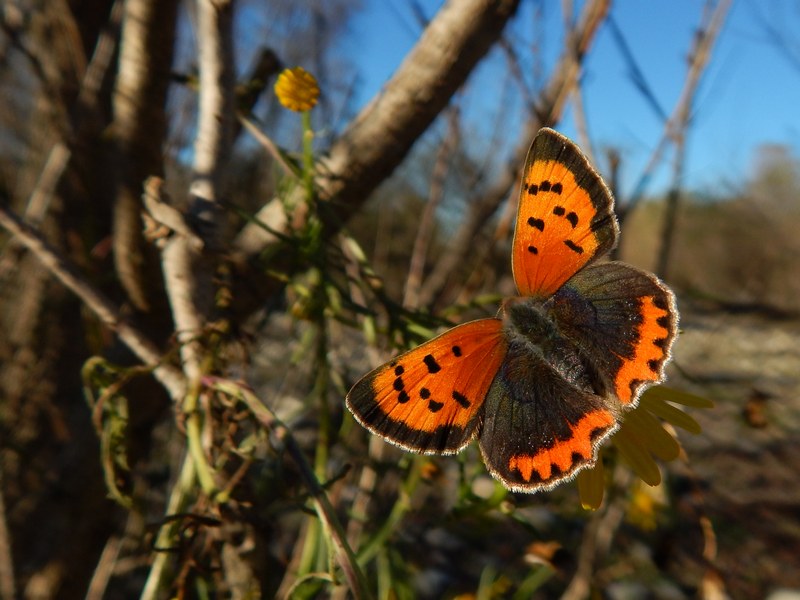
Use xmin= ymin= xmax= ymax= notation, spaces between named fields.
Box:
xmin=627 ymin=481 xmax=666 ymax=531
xmin=577 ymin=386 xmax=713 ymax=509
xmin=274 ymin=67 xmax=320 ymax=112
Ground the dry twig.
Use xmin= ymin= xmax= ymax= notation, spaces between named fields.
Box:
xmin=0 ymin=204 xmax=185 ymax=399
xmin=417 ymin=0 xmax=610 ymax=308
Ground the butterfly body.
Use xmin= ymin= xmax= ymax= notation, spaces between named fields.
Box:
xmin=347 ymin=128 xmax=678 ymax=493
xmin=500 ymin=295 xmax=606 ymax=395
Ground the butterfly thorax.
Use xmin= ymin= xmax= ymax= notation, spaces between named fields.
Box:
xmin=499 ymin=296 xmax=611 ymax=399
xmin=500 ymin=296 xmax=556 ymax=343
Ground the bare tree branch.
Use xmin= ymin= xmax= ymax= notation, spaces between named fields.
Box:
xmin=656 ymin=0 xmax=731 ymax=279
xmin=607 ymin=15 xmax=668 ymax=123
xmin=142 ymin=4 xmax=236 ymax=590
xmin=161 ymin=0 xmax=235 ymax=380
xmin=231 ymin=0 xmax=522 ymax=314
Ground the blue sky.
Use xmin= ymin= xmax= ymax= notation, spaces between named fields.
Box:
xmin=342 ymin=0 xmax=800 ymax=198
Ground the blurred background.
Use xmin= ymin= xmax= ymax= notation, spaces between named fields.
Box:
xmin=1 ymin=0 xmax=799 ymax=598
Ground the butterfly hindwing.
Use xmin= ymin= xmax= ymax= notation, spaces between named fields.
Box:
xmin=512 ymin=128 xmax=619 ymax=298
xmin=346 ymin=319 xmax=507 ymax=454
xmin=478 ymin=338 xmax=618 ymax=492
xmin=551 ymin=261 xmax=678 ymax=406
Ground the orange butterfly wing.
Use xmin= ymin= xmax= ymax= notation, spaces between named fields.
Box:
xmin=512 ymin=128 xmax=619 ymax=298
xmin=346 ymin=319 xmax=507 ymax=454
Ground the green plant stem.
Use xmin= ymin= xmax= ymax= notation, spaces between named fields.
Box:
xmin=356 ymin=456 xmax=423 ymax=566
xmin=298 ymin=322 xmax=334 ymax=579
xmin=301 ymin=110 xmax=315 ymax=202
xmin=298 ymin=517 xmax=322 ymax=582
xmin=183 ymin=377 xmax=218 ymax=496
xmin=313 ymin=323 xmax=331 ymax=478
xmin=141 ymin=452 xmax=197 ymax=600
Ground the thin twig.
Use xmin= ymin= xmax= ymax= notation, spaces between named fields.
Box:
xmin=560 ymin=469 xmax=631 ymax=600
xmin=606 ymin=15 xmax=668 ymax=123
xmin=655 ymin=0 xmax=731 ymax=278
xmin=232 ymin=47 xmax=282 ymax=141
xmin=237 ymin=114 xmax=297 ymax=178
xmin=0 ymin=203 xmax=186 ymax=399
xmin=23 ymin=142 xmax=71 ymax=225
xmin=85 ymin=536 xmax=122 ymax=600
xmin=624 ymin=1 xmax=731 ymax=217
xmin=403 ymin=106 xmax=460 ymax=309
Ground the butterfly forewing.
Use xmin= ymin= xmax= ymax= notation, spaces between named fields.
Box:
xmin=346 ymin=319 xmax=507 ymax=454
xmin=512 ymin=128 xmax=619 ymax=298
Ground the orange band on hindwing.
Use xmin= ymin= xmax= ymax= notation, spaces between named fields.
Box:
xmin=613 ymin=295 xmax=675 ymax=404
xmin=507 ymin=409 xmax=616 ymax=483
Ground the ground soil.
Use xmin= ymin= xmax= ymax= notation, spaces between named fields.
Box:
xmin=667 ymin=305 xmax=800 ymax=598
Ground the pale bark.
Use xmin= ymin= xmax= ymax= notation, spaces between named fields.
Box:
xmin=112 ymin=0 xmax=179 ymax=311
xmin=161 ymin=0 xmax=234 ymax=382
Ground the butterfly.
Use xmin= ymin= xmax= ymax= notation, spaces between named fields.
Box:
xmin=346 ymin=128 xmax=678 ymax=493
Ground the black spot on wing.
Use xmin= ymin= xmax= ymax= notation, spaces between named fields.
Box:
xmin=428 ymin=400 xmax=444 ymax=413
xmin=527 ymin=217 xmax=545 ymax=231
xmin=423 ymin=354 xmax=441 ymax=374
xmin=452 ymin=391 xmax=470 ymax=408
xmin=566 ymin=212 xmax=578 ymax=227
